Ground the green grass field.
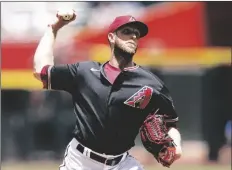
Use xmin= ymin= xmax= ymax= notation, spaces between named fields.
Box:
xmin=1 ymin=161 xmax=231 ymax=170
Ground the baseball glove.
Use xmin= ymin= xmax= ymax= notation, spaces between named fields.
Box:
xmin=140 ymin=113 xmax=177 ymax=168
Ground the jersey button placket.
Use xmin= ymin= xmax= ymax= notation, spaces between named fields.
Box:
xmin=106 ymin=72 xmax=124 ymax=108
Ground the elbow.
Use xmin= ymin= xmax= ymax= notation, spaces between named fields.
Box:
xmin=33 ymin=59 xmax=54 ymax=74
xmin=33 ymin=65 xmax=51 ymax=81
xmin=33 ymin=59 xmax=43 ymax=73
xmin=33 ymin=62 xmax=42 ymax=80
xmin=33 ymin=72 xmax=41 ymax=80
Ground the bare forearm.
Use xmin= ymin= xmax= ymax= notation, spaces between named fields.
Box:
xmin=33 ymin=9 xmax=76 ymax=80
xmin=33 ymin=26 xmax=57 ymax=75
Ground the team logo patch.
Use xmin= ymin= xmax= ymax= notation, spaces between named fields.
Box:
xmin=124 ymin=86 xmax=153 ymax=109
xmin=129 ymin=16 xmax=136 ymax=22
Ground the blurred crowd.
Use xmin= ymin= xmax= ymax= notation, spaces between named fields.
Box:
xmin=1 ymin=2 xmax=159 ymax=41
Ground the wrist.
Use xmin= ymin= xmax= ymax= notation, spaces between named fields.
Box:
xmin=52 ymin=27 xmax=58 ymax=38
xmin=47 ymin=24 xmax=58 ymax=38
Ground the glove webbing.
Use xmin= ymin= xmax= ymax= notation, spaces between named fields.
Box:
xmin=142 ymin=114 xmax=167 ymax=144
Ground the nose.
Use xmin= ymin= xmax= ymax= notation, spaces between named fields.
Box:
xmin=132 ymin=33 xmax=137 ymax=39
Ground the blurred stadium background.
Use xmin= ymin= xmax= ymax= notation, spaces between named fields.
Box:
xmin=1 ymin=1 xmax=231 ymax=170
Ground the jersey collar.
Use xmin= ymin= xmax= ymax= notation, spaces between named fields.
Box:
xmin=99 ymin=61 xmax=140 ymax=84
xmin=100 ymin=61 xmax=139 ymax=73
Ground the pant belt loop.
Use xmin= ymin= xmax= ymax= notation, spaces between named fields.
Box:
xmin=104 ymin=157 xmax=108 ymax=165
xmin=122 ymin=152 xmax=128 ymax=161
xmin=86 ymin=148 xmax=91 ymax=157
xmin=82 ymin=147 xmax=88 ymax=156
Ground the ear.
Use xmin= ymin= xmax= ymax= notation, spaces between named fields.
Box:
xmin=108 ymin=33 xmax=115 ymax=44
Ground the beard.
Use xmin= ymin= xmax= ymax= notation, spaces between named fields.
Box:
xmin=113 ymin=39 xmax=137 ymax=60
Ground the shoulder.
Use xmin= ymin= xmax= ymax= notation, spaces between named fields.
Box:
xmin=140 ymin=67 xmax=174 ymax=102
xmin=70 ymin=61 xmax=101 ymax=71
xmin=138 ymin=66 xmax=165 ymax=87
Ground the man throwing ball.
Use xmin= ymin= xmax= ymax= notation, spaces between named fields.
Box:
xmin=33 ymin=9 xmax=182 ymax=170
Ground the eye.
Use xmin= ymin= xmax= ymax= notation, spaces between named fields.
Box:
xmin=120 ymin=28 xmax=141 ymax=38
xmin=122 ymin=28 xmax=132 ymax=35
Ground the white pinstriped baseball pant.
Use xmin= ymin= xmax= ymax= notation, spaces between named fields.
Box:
xmin=59 ymin=138 xmax=144 ymax=170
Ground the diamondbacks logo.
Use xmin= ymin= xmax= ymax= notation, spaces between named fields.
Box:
xmin=129 ymin=16 xmax=136 ymax=22
xmin=124 ymin=86 xmax=153 ymax=109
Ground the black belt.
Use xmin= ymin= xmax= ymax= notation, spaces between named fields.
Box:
xmin=76 ymin=143 xmax=126 ymax=166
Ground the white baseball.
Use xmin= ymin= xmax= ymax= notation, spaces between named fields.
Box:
xmin=57 ymin=9 xmax=74 ymax=21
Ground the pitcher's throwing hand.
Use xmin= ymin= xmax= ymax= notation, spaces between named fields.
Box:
xmin=49 ymin=9 xmax=76 ymax=31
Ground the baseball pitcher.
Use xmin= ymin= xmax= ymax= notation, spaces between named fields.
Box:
xmin=33 ymin=9 xmax=182 ymax=170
